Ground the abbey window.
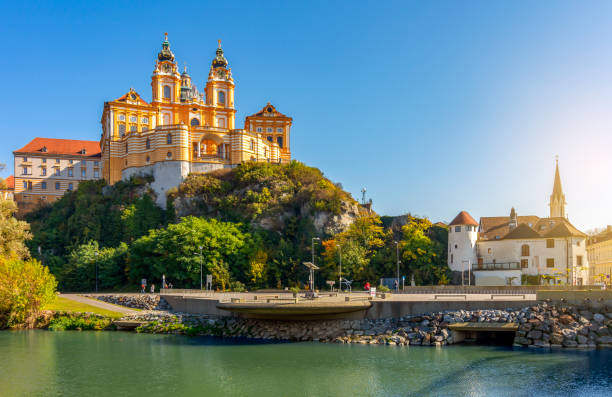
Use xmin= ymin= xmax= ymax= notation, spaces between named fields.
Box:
xmin=146 ymin=138 xmax=151 ymax=149
xmin=163 ymin=85 xmax=171 ymax=100
xmin=191 ymin=118 xmax=200 ymax=126
xmin=166 ymin=133 xmax=172 ymax=144
xmin=217 ymin=91 xmax=225 ymax=105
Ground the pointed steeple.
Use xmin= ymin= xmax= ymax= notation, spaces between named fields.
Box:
xmin=550 ymin=157 xmax=566 ymax=218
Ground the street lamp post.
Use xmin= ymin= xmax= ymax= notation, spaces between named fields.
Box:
xmin=311 ymin=237 xmax=320 ymax=291
xmin=94 ymin=252 xmax=99 ymax=293
xmin=394 ymin=241 xmax=400 ymax=293
xmin=338 ymin=244 xmax=342 ymax=293
xmin=199 ymin=246 xmax=203 ymax=290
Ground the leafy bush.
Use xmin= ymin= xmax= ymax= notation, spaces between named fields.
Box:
xmin=0 ymin=256 xmax=57 ymax=328
xmin=229 ymin=281 xmax=246 ymax=292
xmin=47 ymin=313 xmax=112 ymax=331
xmin=377 ymin=285 xmax=390 ymax=292
xmin=0 ymin=199 xmax=32 ymax=258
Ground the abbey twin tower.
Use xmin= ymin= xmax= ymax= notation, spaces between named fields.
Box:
xmin=101 ymin=34 xmax=293 ymax=204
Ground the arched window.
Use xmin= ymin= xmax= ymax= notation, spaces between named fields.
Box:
xmin=163 ymin=85 xmax=171 ymax=99
xmin=166 ymin=133 xmax=172 ymax=145
xmin=217 ymin=91 xmax=225 ymax=104
xmin=167 ymin=151 xmax=172 ymax=159
xmin=146 ymin=138 xmax=151 ymax=149
xmin=521 ymin=244 xmax=530 ymax=257
xmin=190 ymin=118 xmax=200 ymax=126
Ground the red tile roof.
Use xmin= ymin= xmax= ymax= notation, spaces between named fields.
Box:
xmin=502 ymin=223 xmax=542 ymax=239
xmin=479 ymin=215 xmax=540 ymax=240
xmin=14 ymin=138 xmax=101 ymax=157
xmin=449 ymin=211 xmax=479 ymax=226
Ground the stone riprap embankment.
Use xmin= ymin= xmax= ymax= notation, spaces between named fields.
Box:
xmin=513 ymin=301 xmax=612 ymax=349
xmin=89 ymin=295 xmax=171 ymax=311
xmin=119 ymin=300 xmax=612 ymax=349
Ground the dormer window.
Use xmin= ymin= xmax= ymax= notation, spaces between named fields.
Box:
xmin=81 ymin=148 xmax=87 ymax=155
xmin=41 ymin=146 xmax=47 ymax=153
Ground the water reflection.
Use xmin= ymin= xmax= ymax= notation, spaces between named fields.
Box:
xmin=0 ymin=331 xmax=610 ymax=397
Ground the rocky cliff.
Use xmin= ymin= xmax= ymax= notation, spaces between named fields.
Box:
xmin=169 ymin=161 xmax=365 ymax=235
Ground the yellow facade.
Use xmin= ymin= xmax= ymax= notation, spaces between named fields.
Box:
xmin=101 ymin=34 xmax=293 ymax=188
xmin=587 ymin=227 xmax=612 ymax=284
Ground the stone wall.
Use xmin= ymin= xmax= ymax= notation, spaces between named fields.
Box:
xmin=120 ymin=300 xmax=612 ymax=349
xmin=89 ymin=295 xmax=171 ymax=311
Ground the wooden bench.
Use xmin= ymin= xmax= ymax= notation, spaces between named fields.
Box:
xmin=434 ymin=294 xmax=467 ymax=300
xmin=253 ymin=295 xmax=279 ymax=301
xmin=491 ymin=294 xmax=525 ymax=300
xmin=266 ymin=298 xmax=298 ymax=303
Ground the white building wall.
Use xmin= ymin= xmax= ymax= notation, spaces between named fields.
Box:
xmin=474 ymin=270 xmax=522 ymax=286
xmin=448 ymin=225 xmax=478 ymax=271
xmin=477 ymin=237 xmax=588 ymax=283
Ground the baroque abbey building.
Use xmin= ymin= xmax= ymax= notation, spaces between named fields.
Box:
xmin=101 ymin=34 xmax=293 ymax=205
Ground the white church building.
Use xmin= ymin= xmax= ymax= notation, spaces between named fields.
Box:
xmin=448 ymin=161 xmax=589 ymax=286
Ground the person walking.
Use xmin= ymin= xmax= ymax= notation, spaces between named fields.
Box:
xmin=150 ymin=284 xmax=155 ymax=294
xmin=364 ymin=281 xmax=370 ymax=291
xmin=141 ymin=283 xmax=145 ymax=293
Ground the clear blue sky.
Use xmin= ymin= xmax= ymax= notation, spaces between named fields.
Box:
xmin=2 ymin=1 xmax=611 ymax=230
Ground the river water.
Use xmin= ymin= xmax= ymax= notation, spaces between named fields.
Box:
xmin=0 ymin=331 xmax=610 ymax=397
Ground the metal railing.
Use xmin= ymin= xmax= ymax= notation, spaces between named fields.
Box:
xmin=472 ymin=262 xmax=521 ymax=271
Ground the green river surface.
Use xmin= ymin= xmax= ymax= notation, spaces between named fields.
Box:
xmin=0 ymin=331 xmax=610 ymax=397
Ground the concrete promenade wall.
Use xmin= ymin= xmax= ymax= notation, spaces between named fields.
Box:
xmin=365 ymin=300 xmax=538 ymax=320
xmin=164 ymin=294 xmax=539 ymax=320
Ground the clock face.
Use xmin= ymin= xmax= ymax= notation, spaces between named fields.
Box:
xmin=162 ymin=64 xmax=171 ymax=73
xmin=216 ymin=69 xmax=226 ymax=78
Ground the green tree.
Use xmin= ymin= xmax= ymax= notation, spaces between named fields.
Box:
xmin=0 ymin=256 xmax=57 ymax=328
xmin=321 ymin=216 xmax=385 ymax=284
xmin=0 ymin=198 xmax=32 ymax=259
xmin=60 ymin=241 xmax=129 ymax=291
xmin=128 ymin=217 xmax=249 ymax=289
xmin=400 ymin=218 xmax=449 ymax=285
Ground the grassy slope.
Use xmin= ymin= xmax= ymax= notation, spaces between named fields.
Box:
xmin=44 ymin=296 xmax=125 ymax=319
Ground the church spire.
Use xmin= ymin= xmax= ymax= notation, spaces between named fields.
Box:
xmin=550 ymin=156 xmax=566 ymax=218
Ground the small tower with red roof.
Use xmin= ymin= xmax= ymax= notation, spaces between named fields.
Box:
xmin=448 ymin=211 xmax=479 ymax=272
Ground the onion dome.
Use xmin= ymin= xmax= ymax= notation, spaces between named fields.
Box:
xmin=181 ymin=65 xmax=190 ymax=79
xmin=212 ymin=39 xmax=228 ymax=68
xmin=158 ymin=32 xmax=175 ymax=62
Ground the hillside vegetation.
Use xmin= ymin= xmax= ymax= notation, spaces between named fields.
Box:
xmin=170 ymin=161 xmax=361 ymax=234
xmin=24 ymin=161 xmax=450 ymax=291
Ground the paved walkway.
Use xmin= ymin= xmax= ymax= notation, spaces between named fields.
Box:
xmin=60 ymin=294 xmax=139 ymax=315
